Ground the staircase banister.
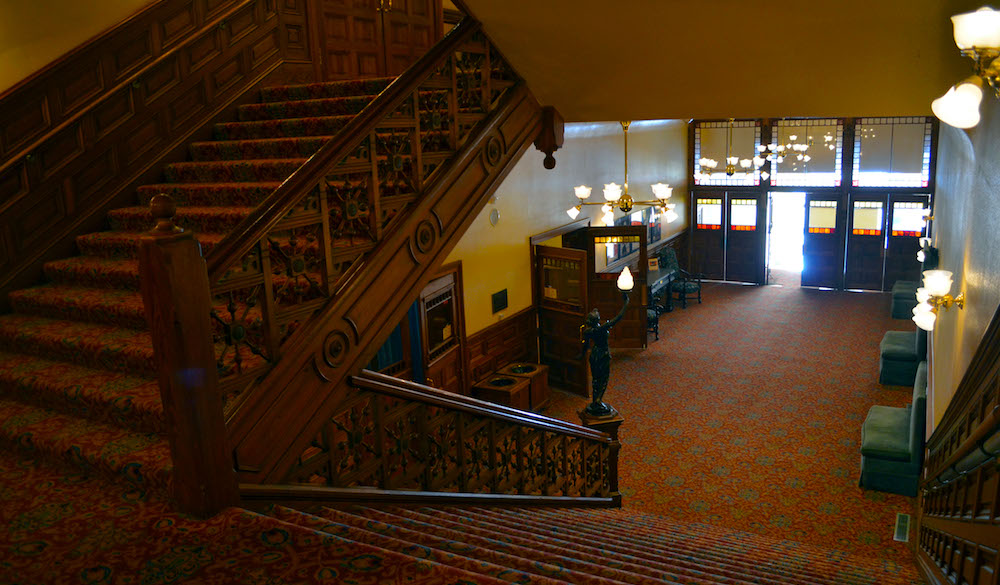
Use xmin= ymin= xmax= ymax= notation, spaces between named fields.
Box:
xmin=205 ymin=17 xmax=481 ymax=284
xmin=353 ymin=370 xmax=613 ymax=443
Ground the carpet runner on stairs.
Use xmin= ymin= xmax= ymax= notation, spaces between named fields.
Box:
xmin=265 ymin=504 xmax=923 ymax=585
xmin=0 ymin=76 xmax=396 ymax=498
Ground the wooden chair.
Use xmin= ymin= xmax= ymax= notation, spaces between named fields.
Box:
xmin=657 ymin=248 xmax=703 ymax=309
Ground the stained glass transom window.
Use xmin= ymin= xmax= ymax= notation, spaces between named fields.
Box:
xmin=693 ymin=120 xmax=761 ymax=186
xmin=853 ymin=117 xmax=932 ymax=187
xmin=770 ymin=119 xmax=843 ymax=187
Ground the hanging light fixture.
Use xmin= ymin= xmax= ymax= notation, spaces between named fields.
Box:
xmin=698 ymin=118 xmax=754 ymax=178
xmin=567 ymin=121 xmax=678 ymax=225
xmin=932 ymin=6 xmax=1000 ymax=129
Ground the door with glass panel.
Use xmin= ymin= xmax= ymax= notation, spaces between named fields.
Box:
xmin=534 ymin=245 xmax=589 ymax=396
xmin=845 ymin=194 xmax=887 ymax=290
xmin=883 ymin=195 xmax=930 ymax=290
xmin=725 ymin=195 xmax=764 ymax=284
xmin=801 ymin=195 xmax=846 ymax=288
xmin=419 ymin=269 xmax=465 ymax=394
xmin=690 ymin=194 xmax=725 ymax=279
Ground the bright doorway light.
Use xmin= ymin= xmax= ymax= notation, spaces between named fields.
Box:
xmin=768 ymin=192 xmax=806 ymax=272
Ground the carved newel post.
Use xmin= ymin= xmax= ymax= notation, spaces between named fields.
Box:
xmin=139 ymin=194 xmax=239 ymax=516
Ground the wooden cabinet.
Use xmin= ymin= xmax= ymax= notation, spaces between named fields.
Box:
xmin=317 ymin=0 xmax=442 ymax=80
xmin=419 ymin=267 xmax=466 ymax=395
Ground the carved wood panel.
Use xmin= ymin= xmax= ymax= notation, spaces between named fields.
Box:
xmin=223 ymin=80 xmax=541 ymax=483
xmin=0 ymin=0 xmax=316 ymax=308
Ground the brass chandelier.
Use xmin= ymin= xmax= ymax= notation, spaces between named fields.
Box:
xmin=567 ymin=121 xmax=678 ymax=226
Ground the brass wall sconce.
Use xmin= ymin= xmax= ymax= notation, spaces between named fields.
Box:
xmin=933 ymin=6 xmax=1000 ymax=128
xmin=913 ymin=270 xmax=965 ymax=331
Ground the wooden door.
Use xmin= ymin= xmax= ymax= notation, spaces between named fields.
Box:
xmin=319 ymin=0 xmax=385 ymax=79
xmin=845 ymin=194 xmax=887 ymax=291
xmin=884 ymin=194 xmax=930 ymax=290
xmin=801 ymin=194 xmax=846 ymax=288
xmin=725 ymin=194 xmax=763 ymax=284
xmin=691 ymin=193 xmax=725 ymax=280
xmin=535 ymin=245 xmax=589 ymax=396
xmin=381 ymin=0 xmax=442 ymax=75
xmin=419 ymin=269 xmax=465 ymax=394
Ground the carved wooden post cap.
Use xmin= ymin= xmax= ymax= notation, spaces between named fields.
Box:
xmin=150 ymin=193 xmax=183 ymax=234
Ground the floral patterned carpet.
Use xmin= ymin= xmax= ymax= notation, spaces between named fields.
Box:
xmin=543 ymin=280 xmax=918 ymax=564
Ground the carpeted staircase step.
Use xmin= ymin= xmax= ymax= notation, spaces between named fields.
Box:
xmin=0 ymin=398 xmax=171 ymax=494
xmin=0 ymin=352 xmax=163 ymax=434
xmin=76 ymin=231 xmax=223 ymax=260
xmin=238 ymin=95 xmax=378 ymax=122
xmin=43 ymin=257 xmax=140 ymax=290
xmin=9 ymin=285 xmax=147 ymax=329
xmin=108 ymin=206 xmax=255 ymax=233
xmin=517 ymin=508 xmax=917 ymax=584
xmin=137 ymin=182 xmax=281 ymax=207
xmin=270 ymin=506 xmax=579 ymax=585
xmin=0 ymin=314 xmax=154 ymax=375
xmin=348 ymin=506 xmax=715 ymax=585
xmin=163 ymin=159 xmax=306 ymax=183
xmin=212 ymin=114 xmax=355 ymax=141
xmin=189 ymin=135 xmax=334 ymax=161
xmin=258 ymin=77 xmax=394 ymax=102
xmin=445 ymin=506 xmax=866 ymax=585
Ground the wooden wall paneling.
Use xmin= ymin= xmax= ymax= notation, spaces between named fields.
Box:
xmin=382 ymin=0 xmax=442 ymax=76
xmin=320 ymin=0 xmax=383 ymax=79
xmin=466 ymin=306 xmax=537 ymax=384
xmin=0 ymin=0 xmax=301 ymax=310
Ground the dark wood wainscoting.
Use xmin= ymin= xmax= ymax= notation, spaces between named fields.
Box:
xmin=465 ymin=306 xmax=537 ymax=386
xmin=917 ymin=304 xmax=1000 ymax=584
xmin=0 ymin=0 xmax=318 ymax=309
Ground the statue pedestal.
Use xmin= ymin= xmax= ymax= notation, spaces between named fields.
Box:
xmin=578 ymin=408 xmax=624 ymax=441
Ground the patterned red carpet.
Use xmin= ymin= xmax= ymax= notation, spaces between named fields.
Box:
xmin=543 ymin=281 xmax=918 ymax=565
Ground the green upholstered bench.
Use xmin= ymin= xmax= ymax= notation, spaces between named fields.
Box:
xmin=860 ymin=361 xmax=927 ymax=497
xmin=878 ymin=327 xmax=926 ymax=386
xmin=890 ymin=280 xmax=919 ymax=319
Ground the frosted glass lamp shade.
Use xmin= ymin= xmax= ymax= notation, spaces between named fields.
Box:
xmin=574 ymin=185 xmax=592 ymax=200
xmin=665 ymin=209 xmax=679 ymax=223
xmin=617 ymin=266 xmax=635 ymax=291
xmin=566 ymin=206 xmax=581 ymax=220
xmin=919 ymin=237 xmax=932 ymax=248
xmin=760 ymin=171 xmax=770 ymax=181
xmin=922 ymin=270 xmax=954 ymax=297
xmin=602 ymin=211 xmax=615 ymax=225
xmin=603 ymin=183 xmax=623 ymax=202
xmin=932 ymin=80 xmax=983 ymax=129
xmin=651 ymin=183 xmax=672 ymax=200
xmin=915 ymin=287 xmax=931 ymax=304
xmin=952 ymin=7 xmax=1000 ymax=50
xmin=917 ymin=249 xmax=926 ymax=263
xmin=912 ymin=304 xmax=937 ymax=331
xmin=727 ymin=156 xmax=739 ymax=165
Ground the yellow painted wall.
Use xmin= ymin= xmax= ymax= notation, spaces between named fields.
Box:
xmin=0 ymin=0 xmax=155 ymax=93
xmin=446 ymin=119 xmax=688 ymax=335
xmin=928 ymin=99 xmax=1000 ymax=430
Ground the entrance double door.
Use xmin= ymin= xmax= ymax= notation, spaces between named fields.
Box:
xmin=690 ymin=192 xmax=765 ymax=284
xmin=844 ymin=193 xmax=929 ymax=291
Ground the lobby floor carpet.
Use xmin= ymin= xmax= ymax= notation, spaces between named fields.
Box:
xmin=542 ymin=281 xmax=918 ymax=564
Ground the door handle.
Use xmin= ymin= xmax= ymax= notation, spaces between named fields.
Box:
xmin=426 ymin=376 xmax=435 ymax=387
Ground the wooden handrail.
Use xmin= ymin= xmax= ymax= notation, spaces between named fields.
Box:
xmin=0 ymin=0 xmax=257 ymax=181
xmin=353 ymin=370 xmax=612 ymax=443
xmin=205 ymin=17 xmax=480 ymax=284
xmin=240 ymin=484 xmax=617 ymax=508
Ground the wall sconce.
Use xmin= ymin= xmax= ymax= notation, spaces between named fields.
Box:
xmin=932 ymin=7 xmax=1000 ymax=129
xmin=916 ymin=237 xmax=939 ymax=268
xmin=912 ymin=269 xmax=965 ymax=331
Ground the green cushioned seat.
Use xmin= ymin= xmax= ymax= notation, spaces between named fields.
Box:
xmin=880 ymin=331 xmax=917 ymax=359
xmin=891 ymin=280 xmax=919 ymax=299
xmin=671 ymin=281 xmax=701 ymax=293
xmin=860 ymin=360 xmax=927 ymax=497
xmin=861 ymin=405 xmax=911 ymax=461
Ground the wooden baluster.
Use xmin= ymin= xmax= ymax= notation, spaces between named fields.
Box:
xmin=139 ymin=194 xmax=239 ymax=517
